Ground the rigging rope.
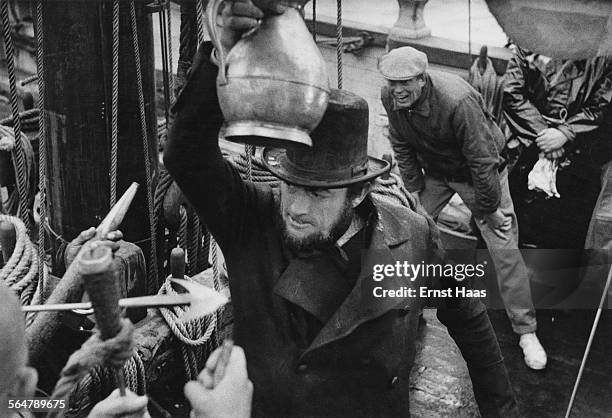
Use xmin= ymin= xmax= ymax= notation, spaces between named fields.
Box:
xmin=177 ymin=0 xmax=197 ymax=94
xmin=130 ymin=0 xmax=159 ymax=294
xmin=192 ymin=0 xmax=221 ymax=294
xmin=166 ymin=0 xmax=175 ymax=104
xmin=158 ymin=0 xmax=171 ymax=124
xmin=110 ymin=0 xmax=120 ymax=207
xmin=195 ymin=0 xmax=205 ymax=44
xmin=1 ymin=0 xmax=30 ymax=231
xmin=35 ymin=0 xmax=47 ymax=298
xmin=335 ymin=0 xmax=343 ymax=89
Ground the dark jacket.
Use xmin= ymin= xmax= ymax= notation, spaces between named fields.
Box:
xmin=382 ymin=71 xmax=506 ymax=216
xmin=503 ymin=46 xmax=612 ymax=145
xmin=165 ymin=43 xmax=518 ymax=417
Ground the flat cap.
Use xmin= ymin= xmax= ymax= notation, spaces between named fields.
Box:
xmin=378 ymin=46 xmax=428 ymax=81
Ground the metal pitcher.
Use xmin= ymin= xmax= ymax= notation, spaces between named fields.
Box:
xmin=206 ymin=0 xmax=330 ymax=148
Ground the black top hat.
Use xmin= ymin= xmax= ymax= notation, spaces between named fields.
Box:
xmin=262 ymin=89 xmax=390 ymax=188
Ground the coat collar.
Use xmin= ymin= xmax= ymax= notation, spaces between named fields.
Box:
xmin=273 ymin=195 xmax=424 ymax=356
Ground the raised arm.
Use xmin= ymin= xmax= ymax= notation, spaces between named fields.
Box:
xmin=164 ymin=41 xmax=268 ymax=251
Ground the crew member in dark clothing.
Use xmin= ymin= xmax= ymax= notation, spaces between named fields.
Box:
xmin=379 ymin=46 xmax=547 ymax=370
xmin=165 ymin=1 xmax=519 ymax=416
xmin=503 ymin=45 xmax=612 ymax=249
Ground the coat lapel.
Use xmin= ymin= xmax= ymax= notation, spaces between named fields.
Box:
xmin=304 ymin=237 xmax=418 ymax=355
xmin=304 ymin=197 xmax=429 ymax=355
xmin=273 ymin=196 xmax=430 ymax=357
xmin=273 ymin=252 xmax=352 ymax=323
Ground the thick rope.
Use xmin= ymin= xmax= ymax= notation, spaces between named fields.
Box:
xmin=195 ymin=0 xmax=205 ymax=44
xmin=1 ymin=0 xmax=30 ymax=230
xmin=335 ymin=0 xmax=343 ymax=89
xmin=0 ymin=215 xmax=39 ymax=307
xmin=0 ymin=108 xmax=40 ymax=131
xmin=49 ymin=320 xmax=147 ymax=418
xmin=178 ymin=204 xmax=188 ymax=250
xmin=371 ymin=172 xmax=412 ymax=208
xmin=230 ymin=152 xmax=280 ymax=185
xmin=158 ymin=276 xmax=217 ymax=380
xmin=186 ymin=210 xmax=197 ymax=275
xmin=35 ymin=0 xmax=47 ymax=298
xmin=245 ymin=144 xmax=253 ymax=181
xmin=0 ymin=125 xmax=35 ymax=220
xmin=166 ymin=0 xmax=175 ymax=104
xmin=110 ymin=0 xmax=120 ymax=207
xmin=130 ymin=1 xmax=159 ymax=294
xmin=177 ymin=0 xmax=197 ymax=94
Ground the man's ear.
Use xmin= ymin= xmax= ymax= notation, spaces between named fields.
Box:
xmin=13 ymin=367 xmax=38 ymax=398
xmin=418 ymin=74 xmax=427 ymax=87
xmin=350 ymin=183 xmax=371 ymax=208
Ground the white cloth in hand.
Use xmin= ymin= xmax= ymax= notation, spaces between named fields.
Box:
xmin=528 ymin=155 xmax=560 ymax=198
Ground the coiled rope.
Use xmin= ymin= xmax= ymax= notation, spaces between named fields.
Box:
xmin=0 ymin=108 xmax=40 ymax=131
xmin=62 ymin=354 xmax=147 ymax=418
xmin=0 ymin=214 xmax=39 ymax=307
xmin=50 ymin=320 xmax=147 ymax=418
xmin=158 ymin=276 xmax=217 ymax=380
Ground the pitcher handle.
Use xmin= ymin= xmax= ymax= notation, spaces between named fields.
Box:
xmin=205 ymin=0 xmax=228 ymax=85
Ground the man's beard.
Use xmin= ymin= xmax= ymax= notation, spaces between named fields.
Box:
xmin=277 ymin=199 xmax=354 ymax=253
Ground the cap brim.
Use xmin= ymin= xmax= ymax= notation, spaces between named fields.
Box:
xmin=261 ymin=148 xmax=391 ymax=189
xmin=380 ymin=73 xmax=421 ymax=81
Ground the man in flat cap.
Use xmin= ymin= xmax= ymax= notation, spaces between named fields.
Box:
xmin=165 ymin=1 xmax=520 ymax=416
xmin=379 ymin=46 xmax=547 ymax=370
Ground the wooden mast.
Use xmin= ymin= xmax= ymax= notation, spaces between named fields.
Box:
xmin=41 ymin=0 xmax=158 ymax=276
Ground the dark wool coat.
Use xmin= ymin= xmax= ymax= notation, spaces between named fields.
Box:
xmin=165 ymin=43 xmax=518 ymax=417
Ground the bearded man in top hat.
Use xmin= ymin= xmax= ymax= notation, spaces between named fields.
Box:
xmin=165 ymin=1 xmax=519 ymax=416
xmin=379 ymin=46 xmax=547 ymax=371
